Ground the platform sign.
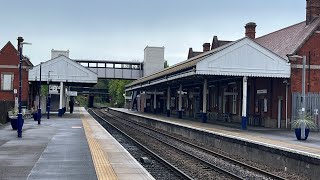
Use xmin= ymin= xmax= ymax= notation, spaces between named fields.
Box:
xmin=49 ymin=85 xmax=60 ymax=94
xmin=67 ymin=91 xmax=77 ymax=96
xmin=257 ymin=89 xmax=267 ymax=94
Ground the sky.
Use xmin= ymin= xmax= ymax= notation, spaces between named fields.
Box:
xmin=0 ymin=0 xmax=305 ymax=66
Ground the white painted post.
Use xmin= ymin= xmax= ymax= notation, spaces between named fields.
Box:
xmin=58 ymin=81 xmax=63 ymax=117
xmin=203 ymin=79 xmax=207 ymax=113
xmin=241 ymin=76 xmax=248 ymax=129
xmin=167 ymin=86 xmax=171 ymax=117
xmin=178 ymin=84 xmax=182 ymax=118
xmin=285 ymin=83 xmax=288 ymax=129
xmin=153 ymin=90 xmax=157 ymax=114
xmin=202 ymin=79 xmax=208 ymax=123
xmin=179 ymin=84 xmax=182 ymax=111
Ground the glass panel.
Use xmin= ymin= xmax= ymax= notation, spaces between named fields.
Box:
xmin=97 ymin=63 xmax=105 ymax=67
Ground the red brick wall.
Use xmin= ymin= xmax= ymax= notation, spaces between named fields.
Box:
xmin=291 ymin=32 xmax=320 ymax=93
xmin=0 ymin=42 xmax=29 ymax=103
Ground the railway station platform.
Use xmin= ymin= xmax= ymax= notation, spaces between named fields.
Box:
xmin=0 ymin=107 xmax=154 ymax=180
xmin=110 ymin=108 xmax=320 ymax=158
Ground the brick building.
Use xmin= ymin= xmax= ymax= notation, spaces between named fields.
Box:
xmin=126 ymin=0 xmax=320 ymax=129
xmin=0 ymin=41 xmax=33 ymax=123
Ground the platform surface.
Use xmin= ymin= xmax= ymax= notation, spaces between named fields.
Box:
xmin=111 ymin=108 xmax=320 ymax=159
xmin=0 ymin=107 xmax=154 ymax=180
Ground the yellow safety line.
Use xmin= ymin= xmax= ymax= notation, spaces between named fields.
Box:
xmin=82 ymin=113 xmax=118 ymax=180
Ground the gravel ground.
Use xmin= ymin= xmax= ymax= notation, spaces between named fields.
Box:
xmin=91 ymin=110 xmax=185 ymax=180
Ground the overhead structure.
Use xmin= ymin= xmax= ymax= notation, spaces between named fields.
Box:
xmin=29 ymin=55 xmax=98 ymax=117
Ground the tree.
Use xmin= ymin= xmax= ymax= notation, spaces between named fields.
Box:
xmin=164 ymin=60 xmax=169 ymax=68
xmin=108 ymin=79 xmax=132 ymax=107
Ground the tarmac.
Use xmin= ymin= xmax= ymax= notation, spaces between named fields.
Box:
xmin=0 ymin=107 xmax=154 ymax=180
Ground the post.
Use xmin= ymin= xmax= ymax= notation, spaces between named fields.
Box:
xmin=285 ymin=81 xmax=288 ymax=129
xmin=17 ymin=37 xmax=24 ymax=138
xmin=38 ymin=62 xmax=42 ymax=124
xmin=153 ymin=90 xmax=157 ymax=114
xmin=202 ymin=78 xmax=208 ymax=123
xmin=166 ymin=86 xmax=171 ymax=117
xmin=241 ymin=76 xmax=248 ymax=130
xmin=143 ymin=92 xmax=147 ymax=112
xmin=58 ymin=81 xmax=63 ymax=117
xmin=301 ymin=56 xmax=306 ymax=139
xmin=47 ymin=71 xmax=51 ymax=119
xmin=178 ymin=84 xmax=183 ymax=119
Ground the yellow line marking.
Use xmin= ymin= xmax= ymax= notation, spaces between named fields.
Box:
xmin=82 ymin=113 xmax=118 ymax=180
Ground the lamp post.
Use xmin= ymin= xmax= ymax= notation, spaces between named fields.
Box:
xmin=17 ymin=37 xmax=31 ymax=138
xmin=47 ymin=71 xmax=52 ymax=119
xmin=288 ymin=55 xmax=306 ymax=138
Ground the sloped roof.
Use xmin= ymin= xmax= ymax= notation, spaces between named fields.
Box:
xmin=255 ymin=18 xmax=320 ymax=59
xmin=127 ymin=39 xmax=240 ymax=87
xmin=29 ymin=55 xmax=97 ymax=83
xmin=0 ymin=41 xmax=33 ymax=67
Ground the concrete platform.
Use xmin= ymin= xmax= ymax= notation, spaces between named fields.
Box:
xmin=110 ymin=108 xmax=320 ymax=158
xmin=109 ymin=108 xmax=320 ymax=178
xmin=0 ymin=107 xmax=154 ymax=180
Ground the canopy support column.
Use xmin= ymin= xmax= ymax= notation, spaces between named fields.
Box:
xmin=178 ymin=84 xmax=183 ymax=119
xmin=202 ymin=78 xmax=208 ymax=123
xmin=167 ymin=86 xmax=171 ymax=117
xmin=241 ymin=76 xmax=248 ymax=130
xmin=58 ymin=81 xmax=64 ymax=117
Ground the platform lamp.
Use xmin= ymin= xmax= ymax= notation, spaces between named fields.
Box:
xmin=288 ymin=54 xmax=306 ymax=138
xmin=17 ymin=37 xmax=31 ymax=138
xmin=47 ymin=71 xmax=52 ymax=119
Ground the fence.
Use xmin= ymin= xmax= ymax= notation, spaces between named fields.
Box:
xmin=292 ymin=93 xmax=320 ymax=129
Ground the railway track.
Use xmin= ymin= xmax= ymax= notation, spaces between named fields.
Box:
xmin=88 ymin=108 xmax=192 ymax=180
xmin=104 ymin=109 xmax=287 ymax=180
xmin=95 ymin=108 xmax=287 ymax=180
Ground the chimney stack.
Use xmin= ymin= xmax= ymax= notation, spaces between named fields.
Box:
xmin=245 ymin=22 xmax=257 ymax=39
xmin=203 ymin=43 xmax=211 ymax=52
xmin=306 ymin=0 xmax=320 ymax=25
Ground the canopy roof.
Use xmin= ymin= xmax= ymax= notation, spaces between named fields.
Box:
xmin=29 ymin=55 xmax=97 ymax=84
xmin=126 ymin=37 xmax=290 ymax=90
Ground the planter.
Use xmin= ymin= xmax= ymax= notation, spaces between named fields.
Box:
xmin=10 ymin=117 xmax=18 ymax=130
xmin=33 ymin=113 xmax=37 ymax=121
xmin=295 ymin=128 xmax=310 ymax=140
xmin=10 ymin=117 xmax=24 ymax=130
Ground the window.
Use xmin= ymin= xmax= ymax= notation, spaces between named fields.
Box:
xmin=1 ymin=73 xmax=14 ymax=90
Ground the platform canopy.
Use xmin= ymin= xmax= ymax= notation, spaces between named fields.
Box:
xmin=126 ymin=37 xmax=291 ymax=90
xmin=29 ymin=55 xmax=97 ymax=84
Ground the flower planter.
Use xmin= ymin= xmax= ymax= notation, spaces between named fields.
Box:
xmin=33 ymin=113 xmax=37 ymax=121
xmin=295 ymin=128 xmax=310 ymax=140
xmin=10 ymin=117 xmax=24 ymax=130
xmin=10 ymin=117 xmax=18 ymax=130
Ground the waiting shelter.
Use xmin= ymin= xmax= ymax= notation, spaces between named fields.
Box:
xmin=28 ymin=55 xmax=97 ymax=116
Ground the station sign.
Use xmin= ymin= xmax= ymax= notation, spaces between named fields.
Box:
xmin=49 ymin=85 xmax=60 ymax=94
xmin=257 ymin=89 xmax=267 ymax=94
xmin=67 ymin=91 xmax=78 ymax=96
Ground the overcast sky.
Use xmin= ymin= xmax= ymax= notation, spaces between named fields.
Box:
xmin=0 ymin=0 xmax=305 ymax=66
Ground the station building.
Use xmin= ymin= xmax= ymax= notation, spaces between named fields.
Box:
xmin=125 ymin=0 xmax=320 ymax=129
